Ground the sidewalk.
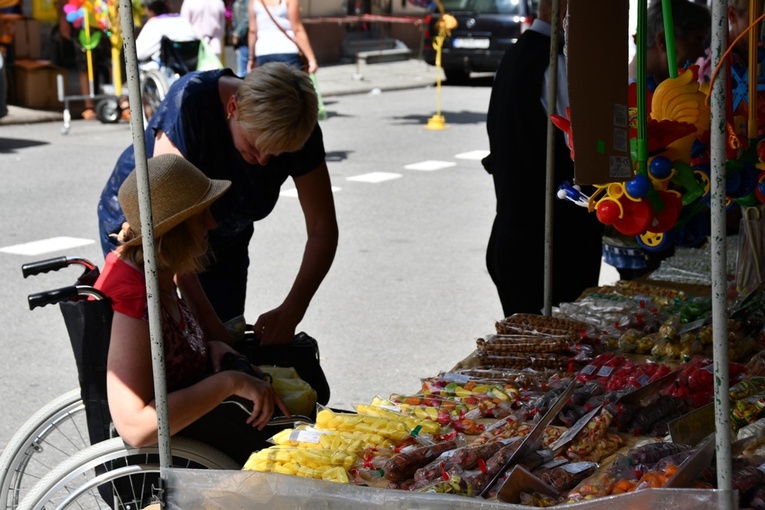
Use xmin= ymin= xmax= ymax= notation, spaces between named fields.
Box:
xmin=0 ymin=59 xmax=443 ymax=126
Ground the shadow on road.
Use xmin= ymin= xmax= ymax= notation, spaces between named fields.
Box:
xmin=390 ymin=110 xmax=487 ymax=126
xmin=0 ymin=138 xmax=49 ymax=154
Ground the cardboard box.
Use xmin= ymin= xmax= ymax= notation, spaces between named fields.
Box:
xmin=13 ymin=59 xmax=66 ymax=110
xmin=11 ymin=18 xmax=41 ymax=60
xmin=567 ymin=0 xmax=631 ymax=185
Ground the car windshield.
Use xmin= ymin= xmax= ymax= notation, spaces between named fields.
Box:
xmin=439 ymin=0 xmax=526 ymax=15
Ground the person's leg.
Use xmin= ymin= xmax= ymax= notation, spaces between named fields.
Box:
xmin=200 ymin=225 xmax=254 ymax=323
xmin=236 ymin=46 xmax=249 ymax=77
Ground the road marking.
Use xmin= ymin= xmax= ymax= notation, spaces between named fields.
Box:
xmin=0 ymin=237 xmax=95 ymax=256
xmin=347 ymin=172 xmax=402 ymax=183
xmin=280 ymin=186 xmax=341 ymax=198
xmin=456 ymin=150 xmax=490 ymax=160
xmin=404 ymin=160 xmax=456 ymax=171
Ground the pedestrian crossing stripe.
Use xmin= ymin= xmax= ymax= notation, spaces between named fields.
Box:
xmin=347 ymin=172 xmax=402 ymax=183
xmin=0 ymin=237 xmax=95 ymax=256
xmin=404 ymin=160 xmax=456 ymax=171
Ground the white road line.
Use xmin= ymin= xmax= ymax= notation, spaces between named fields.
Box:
xmin=347 ymin=172 xmax=402 ymax=183
xmin=0 ymin=237 xmax=95 ymax=256
xmin=404 ymin=160 xmax=457 ymax=171
xmin=280 ymin=186 xmax=341 ymax=198
xmin=455 ymin=150 xmax=490 ymax=160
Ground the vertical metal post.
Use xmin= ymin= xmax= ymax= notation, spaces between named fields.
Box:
xmin=119 ymin=0 xmax=173 ymax=494
xmin=543 ymin=0 xmax=561 ymax=316
xmin=708 ymin=0 xmax=733 ymax=507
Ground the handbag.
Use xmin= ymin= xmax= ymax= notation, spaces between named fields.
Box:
xmin=233 ymin=331 xmax=330 ymax=405
xmin=259 ymin=0 xmax=309 ymax=73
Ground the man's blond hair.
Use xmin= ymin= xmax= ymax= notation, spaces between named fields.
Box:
xmin=236 ymin=62 xmax=318 ymax=156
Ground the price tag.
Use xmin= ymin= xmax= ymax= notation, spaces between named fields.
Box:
xmin=704 ymin=364 xmax=714 ymax=373
xmin=596 ymin=365 xmax=614 ymax=378
xmin=636 ymin=374 xmax=650 ymax=387
xmin=442 ymin=372 xmax=471 ymax=384
xmin=580 ymin=364 xmax=597 ymax=375
xmin=289 ymin=429 xmax=322 ymax=444
xmin=540 ymin=458 xmax=569 ymax=469
xmin=562 ymin=462 xmax=597 ymax=474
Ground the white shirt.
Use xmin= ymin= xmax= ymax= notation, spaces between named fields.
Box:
xmin=136 ymin=14 xmax=198 ymax=64
xmin=181 ymin=0 xmax=226 ymax=57
xmin=530 ymin=18 xmax=569 ymax=118
xmin=252 ymin=0 xmax=299 ymax=57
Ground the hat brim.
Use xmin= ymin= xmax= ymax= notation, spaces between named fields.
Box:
xmin=121 ymin=179 xmax=231 ymax=247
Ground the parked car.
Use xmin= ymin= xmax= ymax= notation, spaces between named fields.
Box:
xmin=424 ymin=0 xmax=538 ymax=82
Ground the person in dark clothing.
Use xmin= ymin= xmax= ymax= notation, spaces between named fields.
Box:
xmin=482 ymin=0 xmax=603 ymax=318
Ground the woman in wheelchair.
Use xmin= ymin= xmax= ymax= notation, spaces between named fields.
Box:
xmin=98 ymin=62 xmax=338 ymax=350
xmin=95 ymin=154 xmax=290 ymax=462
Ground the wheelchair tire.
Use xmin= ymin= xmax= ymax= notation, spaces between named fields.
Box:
xmin=17 ymin=437 xmax=238 ymax=510
xmin=95 ymin=97 xmax=121 ymax=124
xmin=0 ymin=389 xmax=87 ymax=510
xmin=141 ymin=69 xmax=169 ymax=123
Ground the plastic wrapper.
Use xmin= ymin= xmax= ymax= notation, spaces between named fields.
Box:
xmin=730 ymin=391 xmax=765 ymax=430
xmin=315 ymin=408 xmax=413 ymax=444
xmin=495 ymin=313 xmax=586 ymax=335
xmin=737 ymin=417 xmax=765 ymax=440
xmin=382 ymin=438 xmax=462 ymax=482
xmin=471 ymin=415 xmax=521 ymax=445
xmin=413 ymin=440 xmax=507 ymax=486
xmin=355 ymin=404 xmax=442 ymax=436
xmin=448 ymin=367 xmax=568 ymax=392
xmin=565 ymin=469 xmax=618 ymax=502
xmin=627 ymin=441 xmax=692 ymax=466
xmin=536 ymin=461 xmax=598 ymax=492
xmin=477 ymin=333 xmax=572 ymax=353
xmin=268 ymin=427 xmax=391 ymax=454
xmin=730 ymin=377 xmax=765 ymax=401
xmin=519 ymin=491 xmax=558 ymax=507
xmin=628 ymin=395 xmax=687 ymax=435
xmin=477 ymin=352 xmax=571 ymax=371
xmin=571 ymin=380 xmax=605 ymax=406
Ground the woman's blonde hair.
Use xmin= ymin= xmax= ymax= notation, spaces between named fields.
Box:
xmin=236 ymin=62 xmax=318 ymax=155
xmin=118 ymin=219 xmax=211 ymax=275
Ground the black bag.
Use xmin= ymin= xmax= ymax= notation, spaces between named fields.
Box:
xmin=233 ymin=332 xmax=330 ymax=406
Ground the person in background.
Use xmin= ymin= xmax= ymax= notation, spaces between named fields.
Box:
xmin=482 ymin=0 xmax=603 ymax=317
xmin=629 ymin=0 xmax=710 ymax=85
xmin=57 ymin=0 xmax=112 ymax=119
xmin=97 ymin=62 xmax=338 ymax=346
xmin=231 ymin=0 xmax=250 ymax=77
xmin=181 ymin=0 xmax=226 ymax=59
xmin=247 ymin=0 xmax=317 ymax=74
xmin=136 ymin=0 xmax=198 ymax=68
xmin=606 ymin=0 xmax=710 ymax=281
xmin=98 ymin=154 xmax=290 ymax=465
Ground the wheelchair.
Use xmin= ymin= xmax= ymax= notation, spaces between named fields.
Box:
xmin=1 ymin=256 xmax=314 ymax=510
xmin=140 ymin=37 xmax=201 ymax=123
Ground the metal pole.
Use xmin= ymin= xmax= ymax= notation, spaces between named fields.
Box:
xmin=708 ymin=0 xmax=733 ymax=507
xmin=543 ymin=0 xmax=561 ymax=317
xmin=118 ymin=0 xmax=173 ymax=490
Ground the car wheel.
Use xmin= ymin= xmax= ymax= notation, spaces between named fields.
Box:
xmin=445 ymin=69 xmax=470 ymax=84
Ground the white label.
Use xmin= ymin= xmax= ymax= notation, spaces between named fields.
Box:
xmin=596 ymin=366 xmax=614 ymax=378
xmin=610 ymin=156 xmax=633 ymax=178
xmin=562 ymin=462 xmax=597 ymax=474
xmin=289 ymin=429 xmax=322 ymax=444
xmin=636 ymin=374 xmax=650 ymax=387
xmin=441 ymin=372 xmax=471 ymax=385
xmin=581 ymin=364 xmax=597 ymax=375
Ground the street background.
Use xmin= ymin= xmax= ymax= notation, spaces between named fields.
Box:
xmin=0 ymin=71 xmax=510 ymax=448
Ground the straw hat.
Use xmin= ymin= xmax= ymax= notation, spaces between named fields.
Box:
xmin=118 ymin=154 xmax=231 ymax=247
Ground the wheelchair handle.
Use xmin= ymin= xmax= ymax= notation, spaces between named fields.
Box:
xmin=28 ymin=285 xmax=107 ymax=310
xmin=22 ymin=256 xmax=97 ymax=278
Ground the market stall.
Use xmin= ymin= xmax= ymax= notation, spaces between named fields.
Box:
xmin=104 ymin=0 xmax=764 ymax=508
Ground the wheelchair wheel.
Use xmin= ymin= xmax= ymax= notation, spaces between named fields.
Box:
xmin=141 ymin=70 xmax=169 ymax=123
xmin=0 ymin=389 xmax=88 ymax=510
xmin=95 ymin=97 xmax=121 ymax=124
xmin=17 ymin=437 xmax=238 ymax=510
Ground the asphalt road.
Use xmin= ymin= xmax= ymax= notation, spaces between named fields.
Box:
xmin=0 ymin=81 xmax=503 ymax=449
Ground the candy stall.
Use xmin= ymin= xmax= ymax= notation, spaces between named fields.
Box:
xmin=143 ymin=0 xmax=765 ymax=508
